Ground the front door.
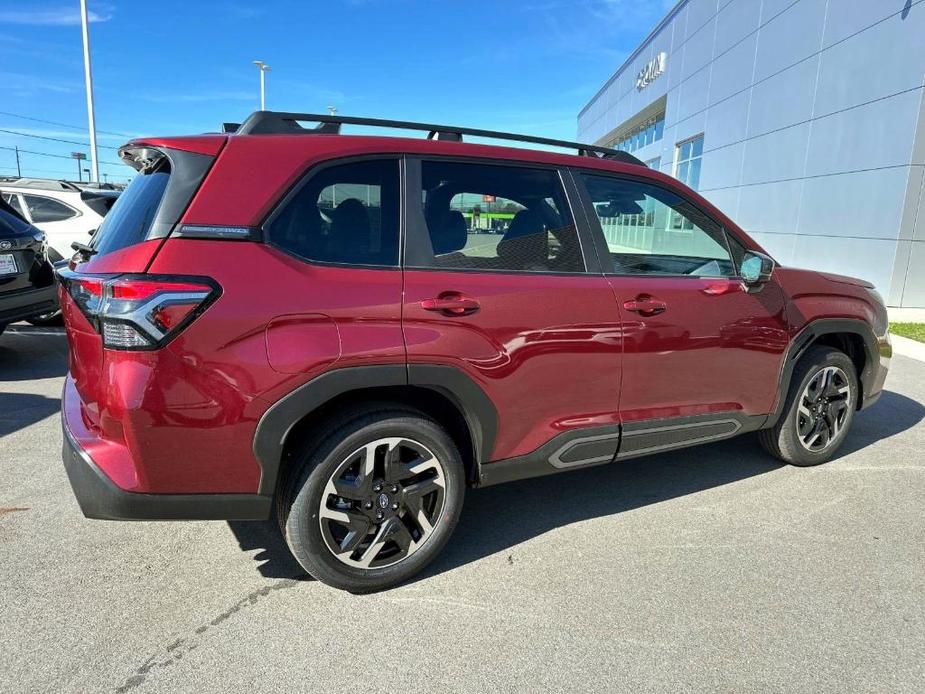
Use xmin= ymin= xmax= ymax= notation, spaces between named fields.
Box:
xmin=576 ymin=170 xmax=790 ymax=457
xmin=402 ymin=158 xmax=624 ymax=465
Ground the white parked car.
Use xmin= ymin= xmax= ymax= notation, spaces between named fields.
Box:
xmin=0 ymin=179 xmax=119 ymax=262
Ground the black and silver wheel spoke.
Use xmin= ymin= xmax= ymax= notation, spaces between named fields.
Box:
xmin=330 ymin=441 xmax=378 ymax=499
xmin=319 ymin=436 xmax=447 ymax=569
xmin=401 ymin=477 xmax=444 ymax=537
xmin=356 ymin=517 xmax=415 ymax=567
xmin=797 ymin=366 xmax=852 ymax=452
xmin=318 ymin=507 xmax=373 ymax=556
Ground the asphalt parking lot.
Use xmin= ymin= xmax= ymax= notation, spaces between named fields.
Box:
xmin=1 ymin=325 xmax=923 ymax=693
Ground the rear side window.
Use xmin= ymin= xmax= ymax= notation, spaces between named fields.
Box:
xmin=265 ymin=159 xmax=400 ymax=267
xmin=23 ymin=195 xmax=78 ymax=223
xmin=90 ymin=169 xmax=169 ymax=257
xmin=412 ymin=161 xmax=584 ymax=274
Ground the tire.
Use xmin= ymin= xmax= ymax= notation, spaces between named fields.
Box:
xmin=0 ymin=323 xmax=6 ymax=337
xmin=279 ymin=404 xmax=465 ymax=592
xmin=759 ymin=346 xmax=859 ymax=466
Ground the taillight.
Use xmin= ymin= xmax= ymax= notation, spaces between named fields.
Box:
xmin=68 ymin=276 xmax=105 ymax=318
xmin=59 ymin=271 xmax=219 ymax=350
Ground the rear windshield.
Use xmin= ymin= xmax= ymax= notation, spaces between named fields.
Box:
xmin=90 ymin=168 xmax=169 ymax=257
xmin=0 ymin=206 xmax=32 ymax=236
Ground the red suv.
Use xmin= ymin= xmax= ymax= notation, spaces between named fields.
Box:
xmin=59 ymin=112 xmax=891 ymax=591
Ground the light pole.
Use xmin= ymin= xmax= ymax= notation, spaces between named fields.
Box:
xmin=253 ymin=60 xmax=271 ymax=110
xmin=71 ymin=152 xmax=87 ymax=182
xmin=79 ymin=0 xmax=99 ymax=183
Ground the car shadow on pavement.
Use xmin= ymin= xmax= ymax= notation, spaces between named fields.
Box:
xmin=0 ymin=392 xmax=62 ymax=437
xmin=227 ymin=519 xmax=313 ymax=581
xmin=228 ymin=390 xmax=923 ymax=584
xmin=838 ymin=390 xmax=924 ymax=455
xmin=0 ymin=326 xmax=68 ymax=381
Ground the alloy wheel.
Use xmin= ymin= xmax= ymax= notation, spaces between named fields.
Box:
xmin=318 ymin=437 xmax=446 ymax=569
xmin=796 ymin=366 xmax=852 ymax=452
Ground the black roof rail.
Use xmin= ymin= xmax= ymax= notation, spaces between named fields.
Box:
xmin=234 ymin=111 xmax=644 ymax=166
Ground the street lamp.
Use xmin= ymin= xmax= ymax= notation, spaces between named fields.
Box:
xmin=253 ymin=60 xmax=271 ymax=110
xmin=71 ymin=152 xmax=87 ymax=182
xmin=79 ymin=0 xmax=99 ymax=183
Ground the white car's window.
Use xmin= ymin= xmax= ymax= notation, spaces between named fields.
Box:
xmin=23 ymin=194 xmax=78 ymax=223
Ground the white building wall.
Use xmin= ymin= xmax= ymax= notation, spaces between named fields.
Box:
xmin=578 ymin=0 xmax=925 ymax=307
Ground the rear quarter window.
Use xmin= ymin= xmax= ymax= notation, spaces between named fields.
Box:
xmin=264 ymin=159 xmax=400 ymax=267
xmin=90 ymin=169 xmax=169 ymax=257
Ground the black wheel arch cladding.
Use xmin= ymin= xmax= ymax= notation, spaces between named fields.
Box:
xmin=252 ymin=364 xmax=497 ymax=495
xmin=767 ymin=317 xmax=879 ymax=427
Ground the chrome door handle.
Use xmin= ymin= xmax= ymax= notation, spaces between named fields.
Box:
xmin=623 ymin=297 xmax=667 ymax=315
xmin=420 ymin=294 xmax=480 ymax=316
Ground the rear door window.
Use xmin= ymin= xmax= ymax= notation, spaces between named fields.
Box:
xmin=22 ymin=195 xmax=79 ymax=223
xmin=90 ymin=169 xmax=169 ymax=257
xmin=411 ymin=161 xmax=584 ymax=274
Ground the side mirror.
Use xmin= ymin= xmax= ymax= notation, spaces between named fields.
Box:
xmin=740 ymin=250 xmax=775 ymax=286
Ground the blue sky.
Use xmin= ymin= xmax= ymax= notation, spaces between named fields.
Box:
xmin=0 ymin=0 xmax=672 ymax=183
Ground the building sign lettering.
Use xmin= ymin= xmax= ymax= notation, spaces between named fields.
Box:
xmin=636 ymin=52 xmax=667 ymax=90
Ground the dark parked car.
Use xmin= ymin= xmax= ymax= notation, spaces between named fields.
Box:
xmin=59 ymin=112 xmax=890 ymax=592
xmin=0 ymin=197 xmax=57 ymax=336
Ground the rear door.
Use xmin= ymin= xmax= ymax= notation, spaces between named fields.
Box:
xmin=575 ymin=170 xmax=789 ymax=457
xmin=402 ymin=157 xmax=624 ymax=465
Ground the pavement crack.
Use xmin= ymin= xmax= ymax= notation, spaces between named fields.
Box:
xmin=113 ymin=578 xmax=301 ymax=693
xmin=0 ymin=507 xmax=30 ymax=518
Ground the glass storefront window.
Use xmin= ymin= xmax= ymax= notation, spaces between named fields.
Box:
xmin=606 ymin=111 xmax=666 ymax=154
xmin=672 ymin=134 xmax=705 ymax=230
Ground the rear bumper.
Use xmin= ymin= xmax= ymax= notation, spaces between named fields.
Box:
xmin=61 ymin=390 xmax=271 ymax=521
xmin=0 ymin=282 xmax=58 ymax=325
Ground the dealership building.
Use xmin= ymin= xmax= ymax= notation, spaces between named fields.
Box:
xmin=578 ymin=0 xmax=925 ymax=307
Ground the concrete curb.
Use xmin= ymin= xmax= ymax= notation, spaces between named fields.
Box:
xmin=889 ymin=333 xmax=925 ymax=362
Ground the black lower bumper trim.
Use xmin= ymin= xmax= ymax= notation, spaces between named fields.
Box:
xmin=0 ymin=283 xmax=58 ymax=324
xmin=62 ymin=422 xmax=272 ymax=521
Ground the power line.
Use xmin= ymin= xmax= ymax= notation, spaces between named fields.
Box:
xmin=0 ymin=110 xmax=134 ymax=139
xmin=0 ymin=144 xmax=124 ymax=167
xmin=0 ymin=164 xmax=131 ymax=180
xmin=0 ymin=127 xmax=119 ymax=150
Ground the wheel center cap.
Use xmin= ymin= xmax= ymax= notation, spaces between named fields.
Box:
xmin=377 ymin=493 xmax=390 ymax=510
